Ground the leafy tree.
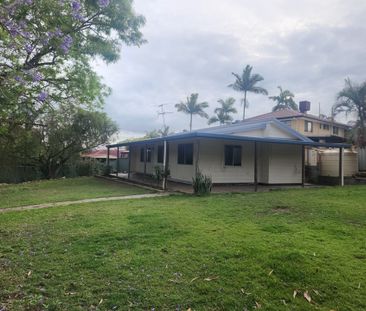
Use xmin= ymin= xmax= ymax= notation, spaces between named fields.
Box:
xmin=333 ymin=78 xmax=366 ymax=146
xmin=175 ymin=93 xmax=209 ymax=131
xmin=144 ymin=129 xmax=160 ymax=139
xmin=228 ymin=65 xmax=268 ymax=120
xmin=269 ymin=86 xmax=298 ymax=111
xmin=37 ymin=108 xmax=118 ymax=178
xmin=208 ymin=97 xmax=237 ymax=125
xmin=0 ymin=0 xmax=144 ymax=180
xmin=0 ymin=0 xmax=145 ymax=126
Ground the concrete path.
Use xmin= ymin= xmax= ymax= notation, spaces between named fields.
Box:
xmin=0 ymin=193 xmax=170 ymax=213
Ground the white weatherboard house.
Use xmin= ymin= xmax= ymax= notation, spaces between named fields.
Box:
xmin=107 ymin=118 xmax=350 ymax=190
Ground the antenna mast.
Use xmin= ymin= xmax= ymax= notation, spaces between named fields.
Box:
xmin=157 ymin=104 xmax=173 ymax=127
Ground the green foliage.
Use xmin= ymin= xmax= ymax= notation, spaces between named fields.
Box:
xmin=228 ymin=64 xmax=268 ymax=120
xmin=175 ymin=93 xmax=209 ymax=131
xmin=153 ymin=165 xmax=170 ymax=186
xmin=333 ymin=78 xmax=366 ymax=146
xmin=269 ymin=86 xmax=298 ymax=111
xmin=0 ymin=0 xmax=144 ymax=181
xmin=192 ymin=170 xmax=212 ymax=195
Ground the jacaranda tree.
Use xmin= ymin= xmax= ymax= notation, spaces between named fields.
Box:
xmin=0 ymin=0 xmax=145 ymax=179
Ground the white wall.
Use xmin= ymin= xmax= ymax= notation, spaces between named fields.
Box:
xmin=267 ymin=144 xmax=302 ymax=184
xmin=129 ymin=139 xmax=303 ymax=184
xmin=198 ymin=139 xmax=255 ymax=183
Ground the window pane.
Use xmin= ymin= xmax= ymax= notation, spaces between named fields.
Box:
xmin=178 ymin=144 xmax=184 ymax=164
xmin=233 ymin=146 xmax=242 ymax=166
xmin=224 ymin=145 xmax=233 ymax=166
xmin=146 ymin=148 xmax=152 ymax=162
xmin=178 ymin=143 xmax=193 ymax=165
xmin=185 ymin=144 xmax=193 ymax=165
xmin=157 ymin=145 xmax=164 ymax=163
xmin=140 ymin=148 xmax=145 ymax=162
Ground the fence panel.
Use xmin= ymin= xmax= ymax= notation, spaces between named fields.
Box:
xmin=359 ymin=148 xmax=366 ymax=171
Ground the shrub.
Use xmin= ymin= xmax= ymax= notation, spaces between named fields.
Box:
xmin=154 ymin=165 xmax=170 ymax=187
xmin=192 ymin=170 xmax=212 ymax=195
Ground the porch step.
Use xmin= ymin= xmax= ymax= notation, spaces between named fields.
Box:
xmin=355 ymin=171 xmax=366 ymax=178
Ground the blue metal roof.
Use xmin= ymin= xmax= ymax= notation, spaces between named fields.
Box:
xmin=108 ymin=131 xmax=351 ymax=148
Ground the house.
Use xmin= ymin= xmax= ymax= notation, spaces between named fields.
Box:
xmin=245 ymin=109 xmax=349 ymax=143
xmin=107 ymin=118 xmax=350 ymax=190
xmin=82 ymin=148 xmax=129 ymax=172
xmin=82 ymin=148 xmax=128 ymax=162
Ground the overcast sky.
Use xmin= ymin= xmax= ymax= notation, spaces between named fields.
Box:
xmin=94 ymin=0 xmax=366 ymax=141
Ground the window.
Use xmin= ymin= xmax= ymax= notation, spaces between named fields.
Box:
xmin=304 ymin=120 xmax=313 ymax=132
xmin=157 ymin=145 xmax=164 ymax=163
xmin=140 ymin=147 xmax=152 ymax=162
xmin=281 ymin=120 xmax=292 ymax=127
xmin=224 ymin=145 xmax=242 ymax=166
xmin=333 ymin=126 xmax=339 ymax=135
xmin=320 ymin=123 xmax=330 ymax=130
xmin=177 ymin=143 xmax=193 ymax=165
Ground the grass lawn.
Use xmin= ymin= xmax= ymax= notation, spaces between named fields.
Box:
xmin=0 ymin=177 xmax=152 ymax=209
xmin=1 ymin=186 xmax=366 ymax=310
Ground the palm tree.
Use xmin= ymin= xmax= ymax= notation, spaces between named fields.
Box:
xmin=333 ymin=78 xmax=366 ymax=146
xmin=175 ymin=93 xmax=209 ymax=131
xmin=228 ymin=65 xmax=268 ymax=120
xmin=269 ymin=86 xmax=298 ymax=112
xmin=208 ymin=97 xmax=237 ymax=125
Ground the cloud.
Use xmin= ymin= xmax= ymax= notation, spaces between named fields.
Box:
xmin=94 ymin=0 xmax=366 ymax=141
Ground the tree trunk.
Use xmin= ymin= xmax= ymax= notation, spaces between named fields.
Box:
xmin=190 ymin=113 xmax=193 ymax=131
xmin=243 ymin=92 xmax=247 ymax=120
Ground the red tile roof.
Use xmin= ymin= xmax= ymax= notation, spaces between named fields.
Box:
xmin=82 ymin=148 xmax=128 ymax=159
xmin=245 ymin=109 xmax=348 ymax=127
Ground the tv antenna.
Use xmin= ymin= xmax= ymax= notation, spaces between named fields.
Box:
xmin=157 ymin=103 xmax=173 ymax=127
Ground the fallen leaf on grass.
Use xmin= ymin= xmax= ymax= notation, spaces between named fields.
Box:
xmin=204 ymin=276 xmax=219 ymax=281
xmin=268 ymin=270 xmax=273 ymax=276
xmin=187 ymin=308 xmax=192 ymax=311
xmin=240 ymin=288 xmax=251 ymax=295
xmin=358 ymin=283 xmax=361 ymax=289
xmin=98 ymin=299 xmax=103 ymax=305
xmin=255 ymin=301 xmax=261 ymax=309
xmin=312 ymin=289 xmax=320 ymax=296
xmin=304 ymin=291 xmax=311 ymax=303
xmin=293 ymin=290 xmax=298 ymax=299
xmin=190 ymin=277 xmax=199 ymax=283
xmin=27 ymin=270 xmax=32 ymax=277
xmin=281 ymin=299 xmax=287 ymax=305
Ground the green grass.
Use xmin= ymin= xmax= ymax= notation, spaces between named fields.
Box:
xmin=1 ymin=186 xmax=366 ymax=310
xmin=0 ymin=177 xmax=152 ymax=209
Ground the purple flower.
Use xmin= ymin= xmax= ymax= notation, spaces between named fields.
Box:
xmin=72 ymin=1 xmax=81 ymax=11
xmin=60 ymin=35 xmax=73 ymax=54
xmin=97 ymin=0 xmax=110 ymax=8
xmin=37 ymin=92 xmax=48 ymax=102
xmin=32 ymin=71 xmax=43 ymax=82
xmin=25 ymin=43 xmax=32 ymax=53
xmin=54 ymin=28 xmax=63 ymax=37
xmin=24 ymin=0 xmax=33 ymax=4
xmin=72 ymin=12 xmax=84 ymax=21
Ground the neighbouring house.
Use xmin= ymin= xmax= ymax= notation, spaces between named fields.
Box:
xmin=82 ymin=148 xmax=129 ymax=172
xmin=107 ymin=118 xmax=351 ymax=190
xmin=245 ymin=107 xmax=350 ymax=143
